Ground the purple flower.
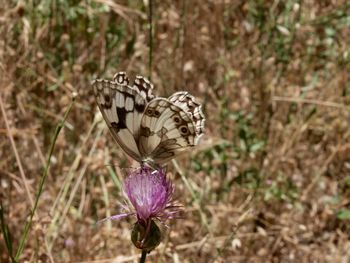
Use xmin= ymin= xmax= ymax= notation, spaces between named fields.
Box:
xmin=103 ymin=166 xmax=180 ymax=223
xmin=100 ymin=166 xmax=181 ymax=250
xmin=125 ymin=166 xmax=180 ymax=224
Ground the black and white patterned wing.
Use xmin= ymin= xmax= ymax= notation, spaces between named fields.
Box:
xmin=92 ymin=72 xmax=153 ymax=162
xmin=132 ymin=75 xmax=155 ymax=102
xmin=138 ymin=98 xmax=197 ymax=164
xmin=168 ymin=91 xmax=205 ymax=144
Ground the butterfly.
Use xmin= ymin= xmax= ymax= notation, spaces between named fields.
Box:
xmin=92 ymin=72 xmax=205 ymax=168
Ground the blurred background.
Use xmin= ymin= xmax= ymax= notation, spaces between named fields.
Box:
xmin=1 ymin=0 xmax=350 ymax=262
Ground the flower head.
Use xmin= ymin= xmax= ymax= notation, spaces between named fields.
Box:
xmin=100 ymin=166 xmax=181 ymax=251
xmin=124 ymin=166 xmax=178 ymax=225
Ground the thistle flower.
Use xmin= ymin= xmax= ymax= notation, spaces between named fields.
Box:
xmin=100 ymin=166 xmax=181 ymax=252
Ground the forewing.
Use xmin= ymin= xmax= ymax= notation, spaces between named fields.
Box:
xmin=139 ymin=98 xmax=197 ymax=164
xmin=169 ymin=91 xmax=205 ymax=144
xmin=113 ymin=72 xmax=154 ymax=103
xmin=132 ymin=75 xmax=155 ymax=102
xmin=113 ymin=71 xmax=130 ymax=86
xmin=92 ymin=78 xmax=147 ymax=162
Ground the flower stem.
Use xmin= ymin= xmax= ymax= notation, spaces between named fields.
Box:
xmin=139 ymin=250 xmax=147 ymax=263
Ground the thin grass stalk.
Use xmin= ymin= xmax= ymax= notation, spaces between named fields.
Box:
xmin=0 ymin=96 xmax=34 ymax=209
xmin=49 ymin=115 xmax=98 ymax=218
xmin=14 ymin=97 xmax=76 ymax=261
xmin=172 ymin=160 xmax=210 ymax=231
xmin=0 ymin=203 xmax=15 ymax=262
xmin=148 ymin=0 xmax=153 ymax=80
xmin=48 ymin=121 xmax=103 ymax=250
xmin=100 ymin=175 xmax=112 ymax=230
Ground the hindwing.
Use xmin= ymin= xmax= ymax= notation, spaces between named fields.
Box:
xmin=169 ymin=91 xmax=205 ymax=143
xmin=139 ymin=98 xmax=197 ymax=164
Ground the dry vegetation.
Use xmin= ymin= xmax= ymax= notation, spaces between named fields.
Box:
xmin=1 ymin=0 xmax=350 ymax=262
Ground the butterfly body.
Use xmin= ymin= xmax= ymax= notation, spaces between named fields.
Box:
xmin=92 ymin=72 xmax=205 ymax=167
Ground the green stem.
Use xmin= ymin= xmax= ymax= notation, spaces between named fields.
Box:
xmin=14 ymin=97 xmax=76 ymax=261
xmin=0 ymin=203 xmax=16 ymax=262
xmin=139 ymin=250 xmax=147 ymax=263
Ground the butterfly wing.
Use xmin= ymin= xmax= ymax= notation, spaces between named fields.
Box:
xmin=92 ymin=73 xmax=154 ymax=162
xmin=131 ymin=75 xmax=155 ymax=102
xmin=138 ymin=98 xmax=197 ymax=164
xmin=169 ymin=91 xmax=205 ymax=144
xmin=93 ymin=72 xmax=205 ymax=165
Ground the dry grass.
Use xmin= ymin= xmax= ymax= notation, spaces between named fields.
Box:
xmin=1 ymin=0 xmax=350 ymax=262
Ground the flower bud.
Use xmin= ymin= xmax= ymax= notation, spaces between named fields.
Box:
xmin=131 ymin=220 xmax=161 ymax=252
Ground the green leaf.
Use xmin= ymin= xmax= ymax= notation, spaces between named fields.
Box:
xmin=336 ymin=209 xmax=350 ymax=220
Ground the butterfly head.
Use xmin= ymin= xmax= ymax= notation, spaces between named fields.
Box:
xmin=140 ymin=157 xmax=163 ymax=171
